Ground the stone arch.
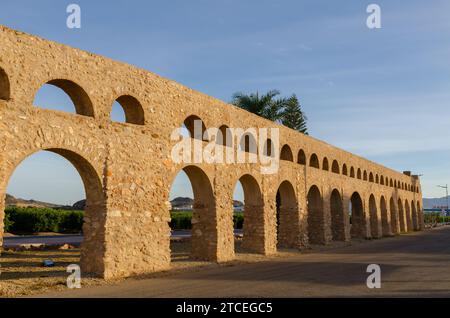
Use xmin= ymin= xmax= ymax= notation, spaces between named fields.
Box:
xmin=218 ymin=125 xmax=232 ymax=147
xmin=175 ymin=165 xmax=217 ymax=260
xmin=280 ymin=144 xmax=294 ymax=162
xmin=112 ymin=95 xmax=145 ymax=125
xmin=369 ymin=172 xmax=374 ymax=182
xmin=398 ymin=198 xmax=406 ymax=232
xmin=369 ymin=194 xmax=379 ymax=238
xmin=34 ymin=79 xmax=95 ymax=117
xmin=380 ymin=196 xmax=390 ymax=236
xmin=363 ymin=170 xmax=368 ymax=181
xmin=309 ymin=153 xmax=320 ymax=169
xmin=297 ymin=149 xmax=306 ymax=165
xmin=411 ymin=200 xmax=418 ymax=231
xmin=0 ymin=66 xmax=10 ymax=100
xmin=331 ymin=160 xmax=340 ymax=174
xmin=322 ymin=157 xmax=329 ymax=171
xmin=342 ymin=164 xmax=348 ymax=176
xmin=330 ymin=189 xmax=345 ymax=241
xmin=357 ymin=168 xmax=362 ymax=179
xmin=390 ymin=197 xmax=399 ymax=234
xmin=238 ymin=174 xmax=265 ymax=253
xmin=307 ymin=185 xmax=325 ymax=244
xmin=262 ymin=138 xmax=274 ymax=156
xmin=390 ymin=179 xmax=393 ymax=187
xmin=183 ymin=115 xmax=208 ymax=141
xmin=350 ymin=192 xmax=365 ymax=239
xmin=276 ymin=180 xmax=299 ymax=248
xmin=405 ymin=199 xmax=412 ymax=231
xmin=375 ymin=174 xmax=379 ymax=184
xmin=350 ymin=166 xmax=355 ymax=178
xmin=380 ymin=176 xmax=384 ymax=185
xmin=417 ymin=201 xmax=422 ymax=228
xmin=1 ymin=147 xmax=105 ymax=276
xmin=239 ymin=131 xmax=258 ymax=154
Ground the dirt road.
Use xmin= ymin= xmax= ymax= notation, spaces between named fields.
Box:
xmin=37 ymin=226 xmax=450 ymax=297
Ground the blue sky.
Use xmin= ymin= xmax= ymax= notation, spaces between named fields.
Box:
xmin=2 ymin=0 xmax=450 ymax=204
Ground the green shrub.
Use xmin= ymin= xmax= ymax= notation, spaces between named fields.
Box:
xmin=5 ymin=207 xmax=84 ymax=234
xmin=4 ymin=212 xmax=13 ymax=232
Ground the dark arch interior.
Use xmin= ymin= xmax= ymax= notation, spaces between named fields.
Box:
xmin=322 ymin=158 xmax=329 ymax=171
xmin=0 ymin=67 xmax=10 ymax=100
xmin=297 ymin=149 xmax=306 ymax=165
xmin=350 ymin=192 xmax=365 ymax=239
xmin=307 ymin=185 xmax=324 ymax=244
xmin=309 ymin=154 xmax=319 ymax=168
xmin=239 ymin=132 xmax=258 ymax=154
xmin=397 ymin=199 xmax=406 ymax=232
xmin=276 ymin=181 xmax=298 ymax=248
xmin=331 ymin=160 xmax=340 ymax=174
xmin=183 ymin=115 xmax=208 ymax=141
xmin=390 ymin=197 xmax=398 ymax=234
xmin=113 ymin=95 xmax=145 ymax=125
xmin=369 ymin=195 xmax=378 ymax=237
xmin=330 ymin=189 xmax=345 ymax=241
xmin=280 ymin=145 xmax=293 ymax=162
xmin=263 ymin=139 xmax=274 ymax=157
xmin=380 ymin=196 xmax=390 ymax=236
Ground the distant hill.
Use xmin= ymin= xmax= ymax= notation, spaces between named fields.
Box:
xmin=5 ymin=193 xmax=82 ymax=210
xmin=423 ymin=196 xmax=450 ymax=209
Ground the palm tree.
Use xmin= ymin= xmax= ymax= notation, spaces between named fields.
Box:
xmin=231 ymin=90 xmax=284 ymax=122
xmin=231 ymin=90 xmax=308 ymax=134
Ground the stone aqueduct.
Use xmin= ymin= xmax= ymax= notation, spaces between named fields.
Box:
xmin=0 ymin=26 xmax=423 ymax=279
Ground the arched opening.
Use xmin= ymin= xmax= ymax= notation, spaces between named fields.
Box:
xmin=363 ymin=171 xmax=367 ymax=181
xmin=239 ymin=132 xmax=258 ymax=154
xmin=411 ymin=200 xmax=418 ymax=231
xmin=183 ymin=115 xmax=208 ymax=141
xmin=350 ymin=192 xmax=365 ymax=239
xmin=357 ymin=168 xmax=362 ymax=179
xmin=380 ymin=196 xmax=390 ymax=236
xmin=263 ymin=138 xmax=274 ymax=156
xmin=218 ymin=125 xmax=233 ymax=147
xmin=330 ymin=189 xmax=345 ymax=241
xmin=280 ymin=145 xmax=294 ymax=162
xmin=276 ymin=181 xmax=299 ymax=248
xmin=369 ymin=173 xmax=374 ymax=183
xmin=235 ymin=174 xmax=265 ymax=253
xmin=169 ymin=166 xmax=217 ymax=261
xmin=375 ymin=174 xmax=379 ymax=184
xmin=369 ymin=194 xmax=379 ymax=238
xmin=111 ymin=95 xmax=145 ymax=125
xmin=2 ymin=149 xmax=105 ymax=276
xmin=380 ymin=176 xmax=384 ymax=185
xmin=390 ymin=197 xmax=399 ymax=234
xmin=342 ymin=164 xmax=348 ymax=176
xmin=309 ymin=154 xmax=320 ymax=169
xmin=0 ymin=67 xmax=10 ymax=100
xmin=350 ymin=167 xmax=355 ymax=178
xmin=297 ymin=149 xmax=306 ymax=165
xmin=33 ymin=80 xmax=94 ymax=117
xmin=322 ymin=157 xmax=329 ymax=171
xmin=307 ymin=185 xmax=325 ymax=244
xmin=398 ymin=198 xmax=406 ymax=233
xmin=417 ymin=201 xmax=422 ymax=229
xmin=390 ymin=179 xmax=393 ymax=187
xmin=331 ymin=160 xmax=340 ymax=174
xmin=405 ymin=200 xmax=412 ymax=231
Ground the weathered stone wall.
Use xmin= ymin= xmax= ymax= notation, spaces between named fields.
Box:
xmin=0 ymin=26 xmax=423 ymax=279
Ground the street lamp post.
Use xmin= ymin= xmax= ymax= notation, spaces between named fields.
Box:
xmin=437 ymin=184 xmax=448 ymax=223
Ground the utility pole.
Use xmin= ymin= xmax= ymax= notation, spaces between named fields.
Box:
xmin=437 ymin=184 xmax=448 ymax=223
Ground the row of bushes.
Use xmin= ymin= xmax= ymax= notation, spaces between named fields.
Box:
xmin=424 ymin=212 xmax=450 ymax=224
xmin=3 ymin=207 xmax=245 ymax=234
xmin=169 ymin=211 xmax=244 ymax=230
xmin=4 ymin=207 xmax=84 ymax=234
